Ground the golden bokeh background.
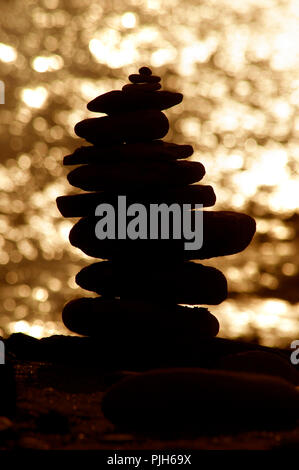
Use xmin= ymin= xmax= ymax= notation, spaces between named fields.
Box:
xmin=0 ymin=0 xmax=298 ymax=346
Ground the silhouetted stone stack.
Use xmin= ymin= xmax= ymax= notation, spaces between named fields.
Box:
xmin=56 ymin=68 xmax=299 ymax=433
xmin=57 ymin=67 xmax=256 ymax=370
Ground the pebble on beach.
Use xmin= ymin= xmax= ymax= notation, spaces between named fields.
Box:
xmin=102 ymin=367 xmax=299 ymax=432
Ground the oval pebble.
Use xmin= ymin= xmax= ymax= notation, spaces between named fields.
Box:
xmin=102 ymin=367 xmax=299 ymax=432
xmin=122 ymin=83 xmax=161 ymax=92
xmin=87 ymin=90 xmax=183 ymax=113
xmin=68 ymin=211 xmax=255 ymax=261
xmin=75 ymin=261 xmax=227 ymax=305
xmin=139 ymin=66 xmax=152 ymax=75
xmin=74 ymin=109 xmax=169 ymax=145
xmin=67 ymin=160 xmax=205 ymax=191
xmin=62 ymin=298 xmax=219 ymax=339
xmin=63 ymin=141 xmax=194 ymax=165
xmin=128 ymin=74 xmax=161 ymax=84
xmin=56 ymin=185 xmax=216 ymax=218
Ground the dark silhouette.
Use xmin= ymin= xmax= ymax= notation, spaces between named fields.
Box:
xmin=55 ymin=67 xmax=299 ymax=433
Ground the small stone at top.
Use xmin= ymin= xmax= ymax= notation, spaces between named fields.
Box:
xmin=139 ymin=66 xmax=152 ymax=75
xmin=128 ymin=74 xmax=161 ymax=84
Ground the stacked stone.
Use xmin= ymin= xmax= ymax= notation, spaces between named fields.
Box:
xmin=56 ymin=67 xmax=256 ymax=369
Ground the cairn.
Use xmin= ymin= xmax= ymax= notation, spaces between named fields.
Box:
xmin=55 ymin=68 xmax=299 ymax=433
xmin=56 ymin=67 xmax=256 ymax=369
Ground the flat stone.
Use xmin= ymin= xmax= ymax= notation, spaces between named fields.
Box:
xmin=62 ymin=298 xmax=219 ymax=338
xmin=56 ymin=185 xmax=216 ymax=218
xmin=69 ymin=211 xmax=256 ymax=260
xmin=74 ymin=109 xmax=169 ymax=145
xmin=75 ymin=261 xmax=227 ymax=305
xmin=67 ymin=160 xmax=206 ymax=191
xmin=87 ymin=90 xmax=183 ymax=114
xmin=122 ymin=83 xmax=161 ymax=92
xmin=101 ymin=368 xmax=299 ymax=432
xmin=219 ymin=351 xmax=299 ymax=385
xmin=128 ymin=74 xmax=161 ymax=83
xmin=63 ymin=141 xmax=194 ymax=165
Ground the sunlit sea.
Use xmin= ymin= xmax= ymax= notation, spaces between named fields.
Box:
xmin=0 ymin=0 xmax=298 ymax=347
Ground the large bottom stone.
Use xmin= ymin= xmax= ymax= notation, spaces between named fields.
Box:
xmin=102 ymin=367 xmax=299 ymax=433
xmin=62 ymin=298 xmax=219 ymax=340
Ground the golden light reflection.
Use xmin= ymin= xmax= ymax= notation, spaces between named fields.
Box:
xmin=21 ymin=87 xmax=48 ymax=108
xmin=211 ymin=298 xmax=299 ymax=347
xmin=0 ymin=43 xmax=17 ymax=62
xmin=0 ymin=0 xmax=298 ymax=344
xmin=282 ymin=263 xmax=297 ymax=276
xmin=32 ymin=287 xmax=48 ymax=302
xmin=32 ymin=55 xmax=64 ymax=73
xmin=151 ymin=47 xmax=177 ymax=67
xmin=121 ymin=12 xmax=137 ymax=29
xmin=89 ymin=36 xmax=139 ymax=68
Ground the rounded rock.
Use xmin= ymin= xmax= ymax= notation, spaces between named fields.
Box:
xmin=67 ymin=160 xmax=205 ymax=191
xmin=74 ymin=109 xmax=169 ymax=145
xmin=128 ymin=74 xmax=160 ymax=84
xmin=62 ymin=298 xmax=220 ymax=339
xmin=122 ymin=82 xmax=161 ymax=92
xmin=75 ymin=261 xmax=227 ymax=305
xmin=102 ymin=367 xmax=299 ymax=432
xmin=139 ymin=66 xmax=152 ymax=75
xmin=63 ymin=141 xmax=194 ymax=165
xmin=68 ymin=211 xmax=256 ymax=261
xmin=87 ymin=90 xmax=183 ymax=114
xmin=56 ymin=185 xmax=216 ymax=218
